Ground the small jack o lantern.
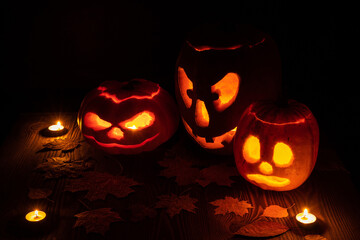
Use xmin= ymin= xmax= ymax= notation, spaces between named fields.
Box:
xmin=175 ymin=24 xmax=282 ymax=154
xmin=78 ymin=79 xmax=179 ymax=155
xmin=233 ymin=100 xmax=319 ymax=191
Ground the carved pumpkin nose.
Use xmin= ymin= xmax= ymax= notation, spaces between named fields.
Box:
xmin=107 ymin=127 xmax=124 ymax=140
xmin=195 ymin=99 xmax=209 ymax=127
xmin=259 ymin=162 xmax=273 ymax=175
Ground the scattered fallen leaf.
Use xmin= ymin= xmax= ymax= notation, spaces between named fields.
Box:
xmin=158 ymin=156 xmax=199 ymax=186
xmin=234 ymin=220 xmax=289 ymax=237
xmin=129 ymin=204 xmax=157 ymax=222
xmin=36 ymin=156 xmax=95 ymax=179
xmin=195 ymin=164 xmax=237 ymax=187
xmin=28 ymin=188 xmax=52 ymax=199
xmin=305 ymin=234 xmax=328 ymax=240
xmin=262 ymin=205 xmax=289 ymax=218
xmin=40 ymin=138 xmax=81 ymax=152
xmin=74 ymin=208 xmax=122 ymax=235
xmin=64 ymin=171 xmax=141 ymax=201
xmin=155 ymin=193 xmax=197 ymax=218
xmin=210 ymin=196 xmax=253 ymax=216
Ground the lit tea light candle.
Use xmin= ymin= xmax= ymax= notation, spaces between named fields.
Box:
xmin=296 ymin=208 xmax=317 ymax=225
xmin=25 ymin=210 xmax=46 ymax=222
xmin=48 ymin=121 xmax=64 ymax=131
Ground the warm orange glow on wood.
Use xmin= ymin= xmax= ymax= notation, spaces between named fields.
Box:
xmin=211 ymin=73 xmax=240 ymax=112
xmin=195 ymin=100 xmax=209 ymax=127
xmin=84 ymin=112 xmax=112 ymax=131
xmin=120 ymin=111 xmax=155 ymax=130
xmin=177 ymin=67 xmax=193 ymax=108
xmin=273 ymin=142 xmax=294 ymax=167
xmin=243 ymin=135 xmax=260 ymax=163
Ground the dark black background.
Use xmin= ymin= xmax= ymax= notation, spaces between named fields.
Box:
xmin=3 ymin=1 xmax=360 ymax=187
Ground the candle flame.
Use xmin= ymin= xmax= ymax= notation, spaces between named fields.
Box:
xmin=127 ymin=125 xmax=138 ymax=130
xmin=49 ymin=121 xmax=64 ymax=131
xmin=304 ymin=208 xmax=308 ymax=216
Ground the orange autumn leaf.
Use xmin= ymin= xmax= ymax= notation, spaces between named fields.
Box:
xmin=234 ymin=220 xmax=289 ymax=237
xmin=195 ymin=164 xmax=238 ymax=187
xmin=74 ymin=208 xmax=122 ymax=235
xmin=158 ymin=156 xmax=199 ymax=186
xmin=210 ymin=196 xmax=253 ymax=216
xmin=155 ymin=193 xmax=198 ymax=218
xmin=262 ymin=205 xmax=289 ymax=218
xmin=65 ymin=171 xmax=141 ymax=201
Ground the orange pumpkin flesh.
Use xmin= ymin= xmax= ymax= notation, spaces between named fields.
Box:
xmin=234 ymin=100 xmax=319 ymax=191
xmin=78 ymin=79 xmax=179 ymax=155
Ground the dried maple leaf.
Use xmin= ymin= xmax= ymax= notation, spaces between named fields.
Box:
xmin=36 ymin=156 xmax=95 ymax=179
xmin=41 ymin=138 xmax=81 ymax=152
xmin=28 ymin=188 xmax=52 ymax=199
xmin=262 ymin=205 xmax=289 ymax=218
xmin=155 ymin=193 xmax=197 ymax=218
xmin=234 ymin=220 xmax=289 ymax=237
xmin=64 ymin=171 xmax=141 ymax=201
xmin=195 ymin=164 xmax=237 ymax=187
xmin=210 ymin=196 xmax=253 ymax=216
xmin=158 ymin=156 xmax=200 ymax=186
xmin=74 ymin=208 xmax=122 ymax=235
xmin=305 ymin=234 xmax=328 ymax=240
xmin=129 ymin=204 xmax=157 ymax=222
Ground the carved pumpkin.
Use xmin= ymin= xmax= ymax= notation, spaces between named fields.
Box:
xmin=175 ymin=24 xmax=282 ymax=154
xmin=234 ymin=100 xmax=319 ymax=191
xmin=78 ymin=79 xmax=179 ymax=155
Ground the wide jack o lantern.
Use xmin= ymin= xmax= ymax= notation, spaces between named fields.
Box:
xmin=78 ymin=79 xmax=179 ymax=155
xmin=175 ymin=24 xmax=282 ymax=154
xmin=234 ymin=100 xmax=319 ymax=191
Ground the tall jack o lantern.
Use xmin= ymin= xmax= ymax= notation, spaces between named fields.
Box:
xmin=78 ymin=79 xmax=179 ymax=155
xmin=234 ymin=100 xmax=319 ymax=191
xmin=175 ymin=24 xmax=282 ymax=154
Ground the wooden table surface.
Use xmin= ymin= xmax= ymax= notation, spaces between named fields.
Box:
xmin=1 ymin=113 xmax=360 ymax=240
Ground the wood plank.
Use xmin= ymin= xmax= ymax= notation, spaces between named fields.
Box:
xmin=1 ymin=113 xmax=360 ymax=240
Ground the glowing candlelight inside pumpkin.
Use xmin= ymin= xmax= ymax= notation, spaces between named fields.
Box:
xmin=296 ymin=208 xmax=316 ymax=224
xmin=48 ymin=121 xmax=64 ymax=131
xmin=25 ymin=209 xmax=46 ymax=222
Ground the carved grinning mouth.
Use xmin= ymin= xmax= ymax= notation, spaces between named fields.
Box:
xmin=83 ymin=133 xmax=159 ymax=149
xmin=246 ymin=174 xmax=290 ymax=188
xmin=182 ymin=118 xmax=236 ymax=149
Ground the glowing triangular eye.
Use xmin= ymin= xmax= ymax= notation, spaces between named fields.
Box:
xmin=120 ymin=111 xmax=155 ymax=130
xmin=211 ymin=73 xmax=240 ymax=112
xmin=273 ymin=142 xmax=294 ymax=167
xmin=84 ymin=112 xmax=112 ymax=131
xmin=178 ymin=67 xmax=193 ymax=108
xmin=243 ymin=135 xmax=260 ymax=163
